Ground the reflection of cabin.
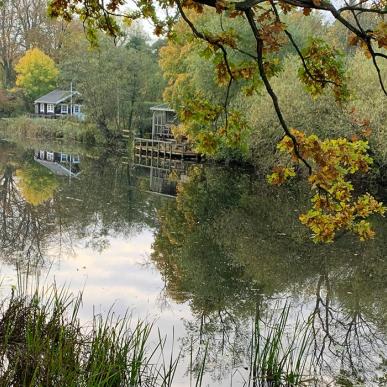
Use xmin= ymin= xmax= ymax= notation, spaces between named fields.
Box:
xmin=34 ymin=150 xmax=81 ymax=177
xmin=34 ymin=89 xmax=83 ymax=119
xmin=151 ymin=104 xmax=177 ymax=141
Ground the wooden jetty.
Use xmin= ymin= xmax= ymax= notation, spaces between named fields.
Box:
xmin=131 ymin=104 xmax=200 ymax=164
xmin=134 ymin=138 xmax=200 ymax=164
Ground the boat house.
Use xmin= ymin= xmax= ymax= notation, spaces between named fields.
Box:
xmin=151 ymin=104 xmax=177 ymax=140
xmin=34 ymin=89 xmax=83 ymax=119
xmin=133 ymin=104 xmax=199 ymax=164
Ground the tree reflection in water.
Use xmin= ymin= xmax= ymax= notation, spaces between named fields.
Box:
xmin=0 ymin=141 xmax=162 ymax=270
xmin=0 ymin=139 xmax=385 ymax=385
xmin=152 ymin=164 xmax=387 ymax=385
xmin=0 ymin=162 xmax=57 ymax=266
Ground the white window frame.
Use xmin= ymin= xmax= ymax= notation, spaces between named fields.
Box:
xmin=47 ymin=104 xmax=55 ymax=113
xmin=61 ymin=104 xmax=68 ymax=114
xmin=40 ymin=103 xmax=45 ymax=113
xmin=73 ymin=104 xmax=80 ymax=114
xmin=72 ymin=155 xmax=80 ymax=164
xmin=47 ymin=152 xmax=54 ymax=161
xmin=60 ymin=153 xmax=68 ymax=162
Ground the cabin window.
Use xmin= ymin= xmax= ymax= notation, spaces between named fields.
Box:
xmin=39 ymin=103 xmax=45 ymax=113
xmin=166 ymin=111 xmax=176 ymax=123
xmin=72 ymin=155 xmax=80 ymax=163
xmin=60 ymin=153 xmax=68 ymax=162
xmin=61 ymin=104 xmax=68 ymax=114
xmin=47 ymin=152 xmax=54 ymax=161
xmin=73 ymin=105 xmax=80 ymax=114
xmin=154 ymin=112 xmax=164 ymax=135
xmin=47 ymin=104 xmax=55 ymax=113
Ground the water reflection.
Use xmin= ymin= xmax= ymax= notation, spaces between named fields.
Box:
xmin=0 ymin=162 xmax=58 ymax=265
xmin=151 ymin=164 xmax=387 ymax=385
xmin=34 ymin=149 xmax=81 ymax=177
xmin=132 ymin=152 xmax=194 ymax=196
xmin=0 ymin=141 xmax=162 ymax=267
xmin=0 ymin=138 xmax=386 ymax=386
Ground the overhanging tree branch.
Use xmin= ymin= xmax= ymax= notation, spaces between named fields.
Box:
xmin=176 ymin=0 xmax=235 ymax=128
xmin=244 ymin=7 xmax=312 ymax=174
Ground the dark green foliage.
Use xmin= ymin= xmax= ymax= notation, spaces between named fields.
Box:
xmin=0 ymin=89 xmax=24 ymax=117
xmin=59 ymin=28 xmax=165 ymax=140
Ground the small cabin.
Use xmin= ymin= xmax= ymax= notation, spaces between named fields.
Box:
xmin=151 ymin=104 xmax=177 ymax=140
xmin=34 ymin=89 xmax=83 ymax=119
xmin=34 ymin=150 xmax=81 ymax=177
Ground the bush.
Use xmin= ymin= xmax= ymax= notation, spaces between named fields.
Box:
xmin=0 ymin=89 xmax=25 ymax=117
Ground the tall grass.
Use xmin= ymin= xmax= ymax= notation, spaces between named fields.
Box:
xmin=0 ymin=283 xmax=180 ymax=386
xmin=0 ymin=116 xmax=99 ymax=145
xmin=0 ymin=276 xmax=314 ymax=386
xmin=248 ymin=304 xmax=312 ymax=386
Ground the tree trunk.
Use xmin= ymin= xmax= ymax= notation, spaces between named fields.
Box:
xmin=2 ymin=61 xmax=15 ymax=88
xmin=97 ymin=117 xmax=115 ymax=143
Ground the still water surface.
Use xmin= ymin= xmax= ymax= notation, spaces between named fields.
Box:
xmin=0 ymin=138 xmax=386 ymax=386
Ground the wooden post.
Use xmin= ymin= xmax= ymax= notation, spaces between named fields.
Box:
xmin=157 ymin=141 xmax=160 ymax=168
xmin=152 ymin=111 xmax=155 ymax=139
xmin=146 ymin=139 xmax=149 ymax=166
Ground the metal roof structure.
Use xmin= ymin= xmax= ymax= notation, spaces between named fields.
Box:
xmin=150 ymin=104 xmax=175 ymax=112
xmin=34 ymin=89 xmax=79 ymax=104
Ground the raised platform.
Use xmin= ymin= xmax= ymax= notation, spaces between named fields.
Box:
xmin=134 ymin=137 xmax=200 ymax=162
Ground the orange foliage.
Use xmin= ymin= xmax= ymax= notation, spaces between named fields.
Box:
xmin=268 ymin=130 xmax=385 ymax=243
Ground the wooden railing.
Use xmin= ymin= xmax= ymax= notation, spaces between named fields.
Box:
xmin=135 ymin=138 xmax=193 ymax=155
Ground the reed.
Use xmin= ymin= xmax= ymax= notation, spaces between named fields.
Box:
xmin=0 ymin=275 xmax=314 ymax=386
xmin=0 ymin=116 xmax=99 ymax=145
xmin=0 ymin=283 xmax=180 ymax=386
xmin=249 ymin=303 xmax=312 ymax=386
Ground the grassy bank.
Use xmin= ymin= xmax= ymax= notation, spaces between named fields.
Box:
xmin=0 ymin=116 xmax=101 ymax=145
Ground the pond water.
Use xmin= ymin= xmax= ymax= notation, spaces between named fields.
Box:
xmin=0 ymin=137 xmax=386 ymax=386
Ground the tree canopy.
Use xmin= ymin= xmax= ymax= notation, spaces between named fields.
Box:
xmin=15 ymin=48 xmax=59 ymax=102
xmin=46 ymin=0 xmax=386 ymax=242
xmin=57 ymin=24 xmax=165 ymax=139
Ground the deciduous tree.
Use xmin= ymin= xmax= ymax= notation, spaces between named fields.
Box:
xmin=59 ymin=26 xmax=164 ymax=140
xmin=47 ymin=0 xmax=387 ymax=241
xmin=15 ymin=47 xmax=59 ymax=102
xmin=0 ymin=0 xmax=69 ymax=87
